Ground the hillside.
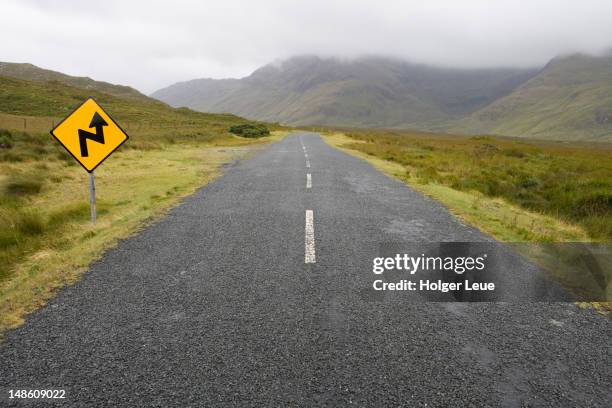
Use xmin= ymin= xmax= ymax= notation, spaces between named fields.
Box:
xmin=0 ymin=72 xmax=261 ymax=137
xmin=152 ymin=56 xmax=536 ymax=129
xmin=454 ymin=54 xmax=612 ymax=141
xmin=0 ymin=62 xmax=150 ymax=102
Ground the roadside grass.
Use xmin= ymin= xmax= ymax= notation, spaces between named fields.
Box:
xmin=323 ymin=132 xmax=590 ymax=242
xmin=0 ymin=127 xmax=287 ymax=337
xmin=323 ymin=132 xmax=611 ymax=309
xmin=322 ymin=131 xmax=611 ymax=242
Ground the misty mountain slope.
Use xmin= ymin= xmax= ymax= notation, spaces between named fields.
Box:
xmin=0 ymin=62 xmax=150 ymax=102
xmin=152 ymin=56 xmax=536 ymax=128
xmin=455 ymin=54 xmax=612 ymax=141
xmin=150 ymin=78 xmax=243 ymax=110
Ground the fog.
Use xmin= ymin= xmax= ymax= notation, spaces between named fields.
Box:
xmin=1 ymin=0 xmax=611 ymax=93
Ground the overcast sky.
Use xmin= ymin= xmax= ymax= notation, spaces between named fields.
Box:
xmin=1 ymin=0 xmax=611 ymax=93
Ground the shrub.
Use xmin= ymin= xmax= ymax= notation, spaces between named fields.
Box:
xmin=228 ymin=123 xmax=270 ymax=138
xmin=416 ymin=166 xmax=440 ymax=184
xmin=503 ymin=148 xmax=526 ymax=158
xmin=56 ymin=150 xmax=77 ymax=166
xmin=4 ymin=176 xmax=43 ymax=196
xmin=518 ymin=176 xmax=540 ymax=189
xmin=47 ymin=203 xmax=90 ymax=226
xmin=0 ymin=151 xmax=24 ymax=162
xmin=16 ymin=211 xmax=46 ymax=236
xmin=0 ymin=228 xmax=17 ymax=249
xmin=0 ymin=130 xmax=13 ymax=149
xmin=0 ymin=129 xmax=13 ymax=149
xmin=574 ymin=192 xmax=612 ymax=217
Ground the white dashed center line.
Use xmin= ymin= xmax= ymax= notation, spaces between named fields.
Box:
xmin=302 ymin=137 xmax=315 ymax=262
xmin=300 ymin=138 xmax=310 ymax=168
xmin=305 ymin=210 xmax=316 ymax=263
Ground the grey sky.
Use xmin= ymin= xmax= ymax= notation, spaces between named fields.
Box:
xmin=1 ymin=0 xmax=611 ymax=93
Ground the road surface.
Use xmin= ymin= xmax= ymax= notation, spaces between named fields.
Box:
xmin=1 ymin=132 xmax=609 ymax=407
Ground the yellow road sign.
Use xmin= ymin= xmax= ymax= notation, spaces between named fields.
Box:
xmin=50 ymin=98 xmax=129 ymax=172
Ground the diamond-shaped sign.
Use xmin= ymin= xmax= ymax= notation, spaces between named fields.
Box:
xmin=50 ymin=98 xmax=129 ymax=172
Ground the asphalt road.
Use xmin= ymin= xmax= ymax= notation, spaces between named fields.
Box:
xmin=1 ymin=132 xmax=609 ymax=407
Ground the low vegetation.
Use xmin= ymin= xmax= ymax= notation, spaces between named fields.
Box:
xmin=0 ymin=128 xmax=13 ymax=149
xmin=229 ymin=123 xmax=270 ymax=138
xmin=0 ymin=75 xmax=272 ymax=140
xmin=323 ymin=131 xmax=611 ymax=307
xmin=322 ymin=130 xmax=611 ymax=242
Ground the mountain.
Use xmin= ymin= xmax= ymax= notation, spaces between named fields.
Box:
xmin=152 ymin=56 xmax=537 ymax=128
xmin=454 ymin=53 xmax=612 ymax=141
xmin=0 ymin=62 xmax=149 ymax=102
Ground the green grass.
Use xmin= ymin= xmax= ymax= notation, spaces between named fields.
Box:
xmin=322 ymin=130 xmax=611 ymax=242
xmin=324 ymin=131 xmax=611 ymax=307
xmin=229 ymin=123 xmax=270 ymax=138
xmin=0 ymin=75 xmax=278 ymax=145
xmin=4 ymin=176 xmax=43 ymax=196
xmin=0 ymin=61 xmax=149 ymax=101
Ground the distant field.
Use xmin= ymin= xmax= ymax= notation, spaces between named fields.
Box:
xmin=322 ymin=129 xmax=611 ymax=242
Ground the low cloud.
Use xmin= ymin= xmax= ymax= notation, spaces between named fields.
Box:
xmin=1 ymin=0 xmax=611 ymax=93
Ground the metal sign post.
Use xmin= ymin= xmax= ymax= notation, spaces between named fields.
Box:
xmin=89 ymin=172 xmax=96 ymax=224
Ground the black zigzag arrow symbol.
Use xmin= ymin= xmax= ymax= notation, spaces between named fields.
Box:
xmin=78 ymin=112 xmax=108 ymax=157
